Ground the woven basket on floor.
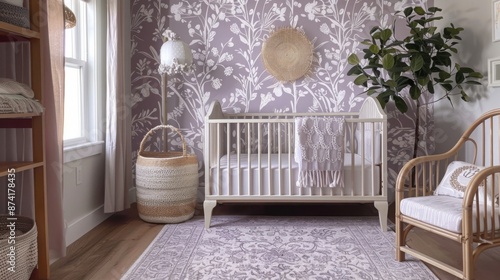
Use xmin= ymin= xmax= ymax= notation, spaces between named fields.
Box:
xmin=136 ymin=125 xmax=198 ymax=223
xmin=0 ymin=215 xmax=37 ymax=280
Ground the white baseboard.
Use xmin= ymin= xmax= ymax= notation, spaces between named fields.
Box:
xmin=65 ymin=205 xmax=112 ymax=246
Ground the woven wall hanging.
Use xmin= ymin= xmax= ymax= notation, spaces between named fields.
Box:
xmin=262 ymin=27 xmax=313 ymax=82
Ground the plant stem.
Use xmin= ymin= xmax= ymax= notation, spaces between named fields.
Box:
xmin=413 ymin=99 xmax=420 ymax=160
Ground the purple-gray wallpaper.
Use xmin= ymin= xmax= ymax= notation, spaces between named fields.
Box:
xmin=130 ymin=0 xmax=434 ymax=191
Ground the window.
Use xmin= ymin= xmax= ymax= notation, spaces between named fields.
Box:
xmin=63 ymin=0 xmax=105 ymax=160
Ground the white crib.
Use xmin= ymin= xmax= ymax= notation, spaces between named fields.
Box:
xmin=204 ymin=97 xmax=388 ymax=230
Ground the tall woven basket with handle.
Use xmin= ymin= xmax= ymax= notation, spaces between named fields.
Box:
xmin=136 ymin=125 xmax=198 ymax=223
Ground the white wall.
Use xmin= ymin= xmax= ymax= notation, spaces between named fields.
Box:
xmin=434 ymin=0 xmax=500 ymax=155
xmin=63 ymin=152 xmax=111 ymax=245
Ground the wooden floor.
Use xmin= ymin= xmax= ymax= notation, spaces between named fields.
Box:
xmin=50 ymin=203 xmax=500 ymax=280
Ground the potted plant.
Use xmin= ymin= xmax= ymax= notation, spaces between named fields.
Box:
xmin=347 ymin=6 xmax=483 ymax=162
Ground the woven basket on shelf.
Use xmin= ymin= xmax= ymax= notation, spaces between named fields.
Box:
xmin=136 ymin=125 xmax=199 ymax=223
xmin=0 ymin=215 xmax=37 ymax=280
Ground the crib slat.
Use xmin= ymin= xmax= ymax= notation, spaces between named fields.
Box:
xmin=227 ymin=122 xmax=231 ymax=195
xmin=278 ymin=122 xmax=282 ymax=196
xmin=258 ymin=122 xmax=262 ymax=196
xmin=288 ymin=122 xmax=293 ymax=196
xmin=359 ymin=122 xmax=365 ymax=197
xmin=247 ymin=122 xmax=251 ymax=196
xmin=217 ymin=123 xmax=221 ymax=196
xmin=268 ymin=122 xmax=272 ymax=196
xmin=371 ymin=122 xmax=376 ymax=196
xmin=237 ymin=123 xmax=241 ymax=196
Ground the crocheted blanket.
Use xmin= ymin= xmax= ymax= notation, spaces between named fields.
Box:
xmin=294 ymin=117 xmax=345 ymax=188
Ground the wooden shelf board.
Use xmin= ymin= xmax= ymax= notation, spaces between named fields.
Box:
xmin=0 ymin=21 xmax=39 ymax=39
xmin=0 ymin=113 xmax=40 ymax=119
xmin=0 ymin=161 xmax=44 ymax=177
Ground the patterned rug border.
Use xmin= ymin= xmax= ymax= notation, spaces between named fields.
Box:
xmin=122 ymin=215 xmax=437 ymax=280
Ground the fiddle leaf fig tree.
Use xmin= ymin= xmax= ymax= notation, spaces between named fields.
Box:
xmin=347 ymin=6 xmax=483 ymax=160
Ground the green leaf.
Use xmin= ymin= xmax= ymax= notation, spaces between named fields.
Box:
xmin=394 ymin=96 xmax=409 ymax=113
xmin=414 ymin=7 xmax=426 ymax=15
xmin=455 ymin=71 xmax=465 ymax=84
xmin=380 ymin=29 xmax=392 ymax=42
xmin=361 ymin=40 xmax=373 ymax=45
xmin=410 ymin=55 xmax=424 ymax=71
xmin=354 ymin=75 xmax=369 ymax=85
xmin=427 ymin=17 xmax=444 ymax=23
xmin=410 ymin=85 xmax=421 ymax=99
xmin=347 ymin=54 xmax=360 ymax=65
xmin=376 ymin=90 xmax=394 ymax=109
xmin=376 ymin=95 xmax=388 ymax=109
xmin=441 ymin=83 xmax=453 ymax=91
xmin=382 ymin=54 xmax=395 ymax=69
xmin=465 ymin=81 xmax=483 ymax=85
xmin=396 ymin=76 xmax=413 ymax=91
xmin=427 ymin=80 xmax=435 ymax=94
xmin=428 ymin=7 xmax=442 ymax=13
xmin=459 ymin=67 xmax=474 ymax=73
xmin=417 ymin=76 xmax=430 ymax=86
xmin=369 ymin=44 xmax=380 ymax=54
xmin=468 ymin=72 xmax=483 ymax=78
xmin=461 ymin=90 xmax=470 ymax=102
xmin=433 ymin=51 xmax=452 ymax=66
xmin=404 ymin=7 xmax=413 ymax=17
xmin=366 ymin=86 xmax=382 ymax=95
xmin=439 ymin=71 xmax=451 ymax=80
xmin=347 ymin=65 xmax=363 ymax=76
xmin=405 ymin=43 xmax=420 ymax=51
xmin=385 ymin=80 xmax=397 ymax=88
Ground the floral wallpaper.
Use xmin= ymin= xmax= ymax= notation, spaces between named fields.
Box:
xmin=130 ymin=0 xmax=433 ymax=193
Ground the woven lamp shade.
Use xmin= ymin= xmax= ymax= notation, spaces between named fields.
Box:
xmin=262 ymin=28 xmax=313 ymax=82
xmin=64 ymin=4 xmax=76 ymax=29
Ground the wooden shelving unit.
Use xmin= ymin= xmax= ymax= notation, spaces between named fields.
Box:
xmin=0 ymin=0 xmax=49 ymax=279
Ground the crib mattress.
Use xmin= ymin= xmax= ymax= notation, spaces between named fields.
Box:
xmin=400 ymin=195 xmax=500 ymax=233
xmin=209 ymin=153 xmax=381 ymax=197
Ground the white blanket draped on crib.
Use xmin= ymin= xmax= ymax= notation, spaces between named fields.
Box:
xmin=295 ymin=116 xmax=345 ymax=188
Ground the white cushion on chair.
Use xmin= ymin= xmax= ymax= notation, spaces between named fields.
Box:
xmin=400 ymin=195 xmax=500 ymax=233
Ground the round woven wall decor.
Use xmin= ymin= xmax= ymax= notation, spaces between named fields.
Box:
xmin=262 ymin=27 xmax=313 ymax=82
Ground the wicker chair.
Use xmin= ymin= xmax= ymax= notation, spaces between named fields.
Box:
xmin=395 ymin=108 xmax=500 ymax=280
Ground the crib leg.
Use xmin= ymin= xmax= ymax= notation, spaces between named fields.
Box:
xmin=204 ymin=200 xmax=217 ymax=229
xmin=374 ymin=201 xmax=388 ymax=231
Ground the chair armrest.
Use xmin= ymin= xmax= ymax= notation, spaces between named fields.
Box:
xmin=462 ymin=165 xmax=500 ymax=240
xmin=463 ymin=165 xmax=500 ymax=206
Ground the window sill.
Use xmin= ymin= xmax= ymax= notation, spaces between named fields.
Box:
xmin=63 ymin=141 xmax=104 ymax=163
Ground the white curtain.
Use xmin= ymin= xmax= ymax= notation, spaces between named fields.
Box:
xmin=104 ymin=0 xmax=133 ymax=212
xmin=41 ymin=0 xmax=67 ymax=260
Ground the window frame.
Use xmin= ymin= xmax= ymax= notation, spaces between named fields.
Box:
xmin=63 ymin=0 xmax=105 ymax=162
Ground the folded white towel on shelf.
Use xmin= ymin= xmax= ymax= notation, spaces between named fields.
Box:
xmin=295 ymin=116 xmax=345 ymax=188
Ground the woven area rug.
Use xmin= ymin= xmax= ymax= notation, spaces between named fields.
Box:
xmin=122 ymin=216 xmax=437 ymax=280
